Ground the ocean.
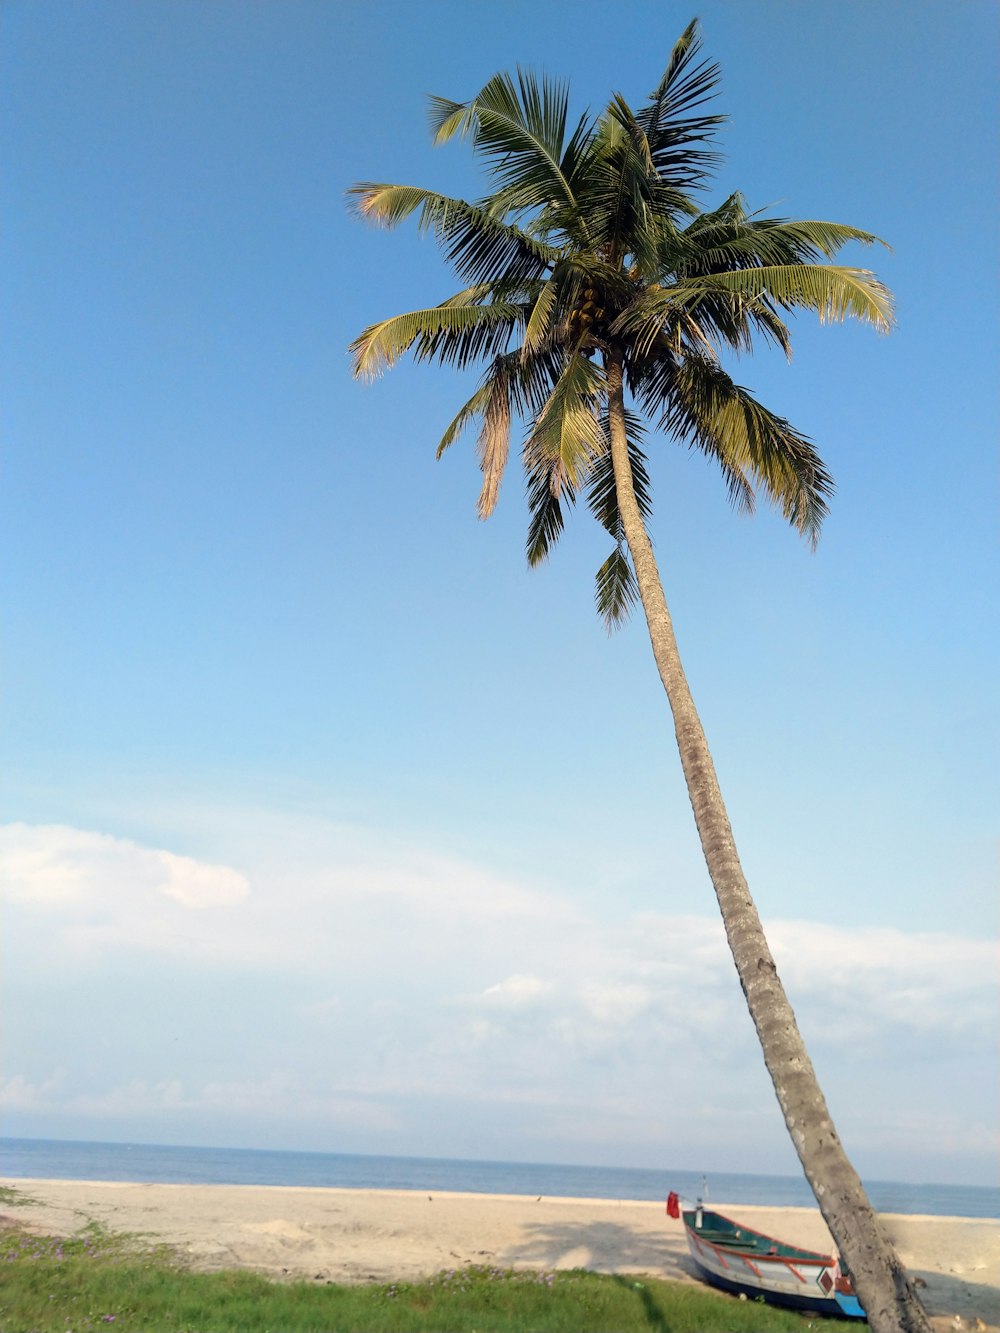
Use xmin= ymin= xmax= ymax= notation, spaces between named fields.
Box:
xmin=1 ymin=1138 xmax=996 ymax=1219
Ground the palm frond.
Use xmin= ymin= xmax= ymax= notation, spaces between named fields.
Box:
xmin=525 ymin=456 xmax=573 ymax=565
xmin=587 ymin=101 xmax=662 ymax=272
xmin=613 ymin=283 xmax=744 ymax=360
xmin=570 ymin=97 xmax=698 ymax=278
xmin=595 ymin=544 xmax=640 ymax=630
xmin=656 ymin=353 xmax=835 ymax=544
xmin=436 ymin=381 xmax=494 ymax=458
xmin=348 ymin=183 xmax=559 ymax=287
xmin=585 ymin=411 xmax=650 ymax=631
xmin=350 ymin=300 xmax=522 ymax=379
xmin=524 ymin=355 xmax=606 ymax=491
xmin=347 ymin=182 xmax=439 ymax=228
xmin=430 ymin=70 xmax=583 ymax=221
xmin=608 ymin=94 xmax=655 ymax=174
xmin=427 ymin=94 xmax=477 ymax=144
xmin=413 ymin=306 xmax=529 ymax=370
xmin=436 ymin=204 xmax=558 ymax=286
xmin=522 ymin=279 xmax=560 ymax=358
xmin=673 ymin=264 xmax=894 ymax=330
xmin=633 ymin=20 xmax=725 ymax=190
xmin=437 ymin=354 xmax=560 ymax=521
xmin=586 ymin=411 xmax=652 ymax=538
xmin=616 ymin=264 xmax=893 ymax=360
xmin=745 ymin=218 xmax=889 ymax=260
xmin=745 ymin=300 xmax=794 ymax=358
xmin=679 ymin=204 xmax=889 ymax=271
xmin=475 ymin=362 xmax=513 ymax=518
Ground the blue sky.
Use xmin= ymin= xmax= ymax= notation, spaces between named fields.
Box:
xmin=1 ymin=0 xmax=997 ymax=1187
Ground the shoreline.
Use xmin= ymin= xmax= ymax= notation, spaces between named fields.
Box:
xmin=3 ymin=1177 xmax=997 ymax=1328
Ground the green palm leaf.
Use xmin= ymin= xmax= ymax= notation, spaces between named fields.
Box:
xmin=655 ymin=353 xmax=835 ymax=543
xmin=587 ymin=414 xmax=651 ymax=630
xmin=679 ymin=203 xmax=888 ymax=270
xmin=594 ymin=544 xmax=639 ymax=630
xmin=348 ymin=183 xmax=558 ymax=285
xmin=618 ymin=263 xmax=893 ymax=359
xmin=674 ymin=264 xmax=894 ymax=329
xmin=586 ymin=411 xmax=652 ymax=538
xmin=633 ymin=19 xmax=725 ymax=189
xmin=427 ymin=93 xmax=477 ymax=144
xmin=585 ymin=102 xmax=672 ymax=272
xmin=524 ymin=356 xmax=606 ymax=491
xmin=346 ymin=182 xmax=454 ymax=230
xmin=350 ymin=301 xmax=522 ymax=379
xmin=525 ymin=456 xmax=573 ymax=566
xmin=430 ymin=70 xmax=583 ymax=221
xmin=742 ymin=217 xmax=888 ymax=260
xmin=436 ymin=382 xmax=494 ymax=458
xmin=438 ymin=352 xmax=565 ymax=517
xmin=522 ymin=279 xmax=560 ymax=358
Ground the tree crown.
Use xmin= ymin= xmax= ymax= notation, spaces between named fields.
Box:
xmin=349 ymin=20 xmax=893 ymax=627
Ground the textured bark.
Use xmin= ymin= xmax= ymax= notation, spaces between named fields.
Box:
xmin=604 ymin=355 xmax=931 ymax=1333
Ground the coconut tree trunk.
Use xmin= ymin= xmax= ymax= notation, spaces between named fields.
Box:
xmin=604 ymin=354 xmax=930 ymax=1333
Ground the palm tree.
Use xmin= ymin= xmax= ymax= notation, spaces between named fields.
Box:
xmin=348 ymin=23 xmax=929 ymax=1333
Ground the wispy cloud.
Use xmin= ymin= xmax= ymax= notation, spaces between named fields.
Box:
xmin=1 ymin=819 xmax=995 ymax=1177
xmin=3 ymin=823 xmax=250 ymax=910
xmin=480 ymin=974 xmax=555 ymax=1009
xmin=2 ymin=821 xmax=992 ymax=1049
xmin=0 ymin=1072 xmax=398 ymax=1133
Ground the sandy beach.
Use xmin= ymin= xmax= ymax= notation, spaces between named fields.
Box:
xmin=2 ymin=1178 xmax=997 ymax=1329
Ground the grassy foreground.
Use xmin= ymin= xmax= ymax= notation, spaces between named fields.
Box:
xmin=0 ymin=1220 xmax=855 ymax=1333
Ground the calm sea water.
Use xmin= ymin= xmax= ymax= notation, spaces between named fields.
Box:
xmin=1 ymin=1138 xmax=996 ymax=1219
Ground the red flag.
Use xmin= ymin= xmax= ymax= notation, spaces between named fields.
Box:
xmin=666 ymin=1191 xmax=680 ymax=1219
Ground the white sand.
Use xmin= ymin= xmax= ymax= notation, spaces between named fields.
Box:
xmin=2 ymin=1178 xmax=997 ymax=1329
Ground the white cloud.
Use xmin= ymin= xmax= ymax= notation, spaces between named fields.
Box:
xmin=155 ymin=850 xmax=249 ymax=908
xmin=2 ymin=822 xmax=992 ymax=1055
xmin=0 ymin=1071 xmax=398 ymax=1133
xmin=0 ymin=818 xmax=579 ymax=974
xmin=768 ymin=920 xmax=997 ymax=1049
xmin=580 ymin=983 xmax=654 ymax=1026
xmin=0 ymin=823 xmax=256 ymax=965
xmin=2 ymin=823 xmax=116 ymax=905
xmin=0 ymin=1071 xmax=66 ymax=1111
xmin=1 ymin=822 xmax=249 ymax=911
xmin=1 ymin=818 xmax=995 ymax=1177
xmin=481 ymin=974 xmax=554 ymax=1008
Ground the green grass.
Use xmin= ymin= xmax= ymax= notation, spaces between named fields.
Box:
xmin=0 ymin=1184 xmax=39 ymax=1207
xmin=0 ymin=1222 xmax=857 ymax=1333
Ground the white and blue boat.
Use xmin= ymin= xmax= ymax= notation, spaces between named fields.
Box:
xmin=668 ymin=1192 xmax=866 ymax=1320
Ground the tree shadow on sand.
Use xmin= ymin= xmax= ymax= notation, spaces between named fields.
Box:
xmin=908 ymin=1268 xmax=1000 ymax=1327
xmin=502 ymin=1217 xmax=698 ymax=1282
xmin=504 ymin=1222 xmax=999 ymax=1330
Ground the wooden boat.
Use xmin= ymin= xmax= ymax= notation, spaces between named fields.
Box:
xmin=667 ymin=1192 xmax=866 ymax=1320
